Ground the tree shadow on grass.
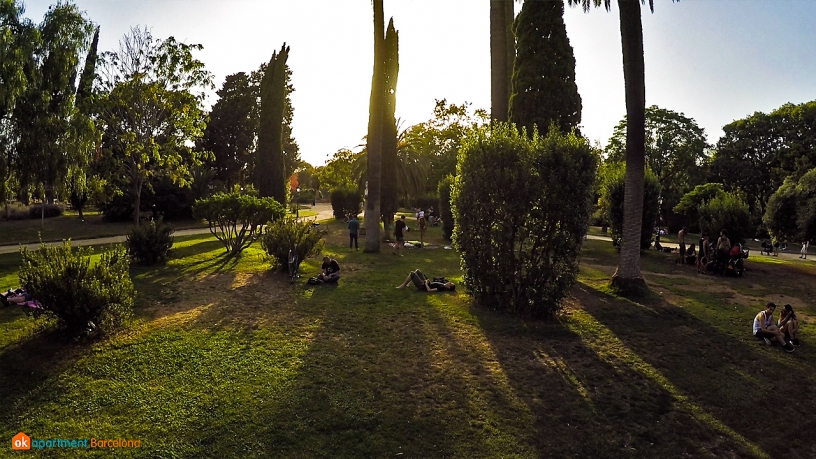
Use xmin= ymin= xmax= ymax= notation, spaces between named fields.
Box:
xmin=471 ymin=280 xmax=815 ymax=459
xmin=0 ymin=328 xmax=85 ymax=431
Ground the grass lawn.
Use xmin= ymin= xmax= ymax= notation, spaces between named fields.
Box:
xmin=0 ymin=212 xmax=207 ymax=246
xmin=0 ymin=218 xmax=814 ymax=458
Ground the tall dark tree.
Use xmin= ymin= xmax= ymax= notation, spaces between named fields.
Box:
xmin=380 ymin=18 xmax=400 ymax=233
xmin=364 ymin=0 xmax=385 ymax=252
xmin=568 ymin=0 xmax=656 ymax=292
xmin=200 ymin=72 xmax=258 ymax=188
xmin=68 ymin=25 xmax=101 ymax=220
xmin=490 ymin=0 xmax=514 ymax=122
xmin=256 ymin=43 xmax=289 ymax=204
xmin=510 ymin=0 xmax=581 ymax=135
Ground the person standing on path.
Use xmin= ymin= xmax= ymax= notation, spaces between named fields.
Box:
xmin=348 ymin=214 xmax=360 ymax=250
xmin=418 ymin=215 xmax=427 ymax=248
xmin=676 ymin=227 xmax=688 ymax=265
xmin=800 ymin=240 xmax=809 ymax=259
xmin=392 ymin=215 xmax=409 ymax=256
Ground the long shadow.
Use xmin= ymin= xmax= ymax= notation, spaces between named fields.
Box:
xmin=472 ymin=277 xmax=814 ymax=458
xmin=0 ymin=329 xmax=86 ymax=430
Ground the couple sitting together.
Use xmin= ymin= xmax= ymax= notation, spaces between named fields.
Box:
xmin=753 ymin=302 xmax=800 ymax=352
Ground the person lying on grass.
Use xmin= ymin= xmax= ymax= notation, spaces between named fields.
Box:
xmin=779 ymin=304 xmax=800 ymax=347
xmin=395 ymin=269 xmax=455 ymax=292
xmin=753 ymin=302 xmax=794 ymax=352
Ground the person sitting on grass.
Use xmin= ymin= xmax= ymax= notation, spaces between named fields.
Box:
xmin=395 ymin=269 xmax=455 ymax=292
xmin=315 ymin=256 xmax=341 ymax=284
xmin=1 ymin=287 xmax=33 ymax=307
xmin=753 ymin=302 xmax=794 ymax=352
xmin=778 ymin=304 xmax=800 ymax=346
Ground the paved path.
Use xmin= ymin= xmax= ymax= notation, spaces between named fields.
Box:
xmin=0 ymin=203 xmax=340 ymax=255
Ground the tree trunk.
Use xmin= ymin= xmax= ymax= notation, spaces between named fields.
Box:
xmin=133 ymin=181 xmax=142 ymax=227
xmin=364 ymin=0 xmax=385 ymax=252
xmin=490 ymin=0 xmax=513 ymax=122
xmin=611 ymin=0 xmax=647 ymax=293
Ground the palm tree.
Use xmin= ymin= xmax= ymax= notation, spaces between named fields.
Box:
xmin=364 ymin=0 xmax=385 ymax=252
xmin=490 ymin=0 xmax=514 ymax=122
xmin=567 ymin=0 xmax=654 ymax=292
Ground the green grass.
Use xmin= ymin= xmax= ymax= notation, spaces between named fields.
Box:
xmin=0 ymin=213 xmax=207 ymax=246
xmin=0 ymin=224 xmax=814 ymax=457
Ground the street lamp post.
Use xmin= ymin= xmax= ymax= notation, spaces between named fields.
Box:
xmin=296 ymin=187 xmax=300 ymax=221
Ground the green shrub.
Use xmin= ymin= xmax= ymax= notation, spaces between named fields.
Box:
xmin=126 ymin=219 xmax=175 ymax=265
xmin=764 ymin=178 xmax=799 ymax=242
xmin=599 ymin=162 xmax=661 ymax=251
xmin=452 ymin=124 xmax=597 ymax=318
xmin=2 ymin=202 xmax=29 ymax=220
xmin=437 ymin=175 xmax=454 ymax=241
xmin=193 ymin=191 xmax=285 ymax=255
xmin=260 ymin=218 xmax=325 ymax=272
xmin=296 ymin=189 xmax=316 ymax=204
xmin=699 ymin=192 xmax=751 ymax=244
xmin=18 ymin=242 xmax=134 ymax=338
xmin=28 ymin=203 xmax=64 ymax=219
xmin=329 ymin=187 xmax=361 ymax=219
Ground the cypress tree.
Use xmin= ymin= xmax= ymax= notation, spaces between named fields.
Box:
xmin=509 ymin=0 xmax=581 ymax=135
xmin=380 ymin=18 xmax=399 ymax=233
xmin=256 ymin=43 xmax=289 ymax=204
xmin=76 ymin=26 xmax=99 ymax=108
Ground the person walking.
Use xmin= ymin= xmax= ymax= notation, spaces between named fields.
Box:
xmin=392 ymin=215 xmax=409 ymax=256
xmin=418 ymin=214 xmax=427 ymax=248
xmin=348 ymin=214 xmax=360 ymax=250
xmin=800 ymin=240 xmax=809 ymax=259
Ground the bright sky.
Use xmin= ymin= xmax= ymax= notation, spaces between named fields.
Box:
xmin=22 ymin=0 xmax=816 ymax=167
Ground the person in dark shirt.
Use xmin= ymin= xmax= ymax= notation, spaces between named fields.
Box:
xmin=347 ymin=214 xmax=360 ymax=250
xmin=316 ymin=256 xmax=341 ymax=283
xmin=392 ymin=215 xmax=409 ymax=256
xmin=395 ymin=269 xmax=455 ymax=292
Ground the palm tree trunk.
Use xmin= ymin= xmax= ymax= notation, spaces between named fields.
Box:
xmin=490 ymin=0 xmax=513 ymax=122
xmin=364 ymin=0 xmax=385 ymax=252
xmin=610 ymin=0 xmax=647 ymax=292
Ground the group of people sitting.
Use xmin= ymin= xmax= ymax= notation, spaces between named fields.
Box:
xmin=753 ymin=302 xmax=800 ymax=352
xmin=670 ymin=228 xmax=743 ymax=275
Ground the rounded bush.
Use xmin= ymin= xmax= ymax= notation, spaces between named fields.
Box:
xmin=260 ymin=218 xmax=325 ymax=272
xmin=18 ymin=242 xmax=134 ymax=338
xmin=126 ymin=219 xmax=175 ymax=265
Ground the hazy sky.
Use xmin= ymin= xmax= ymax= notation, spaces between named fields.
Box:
xmin=22 ymin=0 xmax=816 ymax=166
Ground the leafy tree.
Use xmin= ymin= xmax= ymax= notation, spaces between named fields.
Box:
xmin=764 ymin=178 xmax=799 ymax=243
xmin=404 ymin=100 xmax=488 ymax=193
xmin=256 ymin=43 xmax=290 ymax=204
xmin=453 ymin=124 xmax=597 ymax=317
xmin=710 ymin=101 xmax=816 ymax=227
xmin=98 ymin=27 xmax=213 ymax=226
xmin=13 ymin=3 xmax=92 ymax=206
xmin=380 ymin=18 xmax=400 ymax=230
xmin=364 ymin=0 xmax=385 ymax=252
xmin=765 ymin=168 xmax=816 ymax=244
xmin=606 ymin=105 xmax=709 ymax=228
xmin=510 ymin=0 xmax=581 ymax=134
xmin=490 ymin=0 xmax=514 ymax=121
xmin=192 ymin=191 xmax=285 ymax=255
xmin=599 ymin=162 xmax=660 ymax=251
xmin=0 ymin=0 xmax=37 ymax=217
xmin=673 ymin=183 xmax=726 ymax=231
xmin=317 ymin=148 xmax=361 ymax=191
xmin=699 ymin=192 xmax=751 ymax=244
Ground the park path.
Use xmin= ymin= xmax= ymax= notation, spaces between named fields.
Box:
xmin=0 ymin=203 xmax=338 ymax=255
xmin=1 ymin=207 xmax=811 ymax=264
